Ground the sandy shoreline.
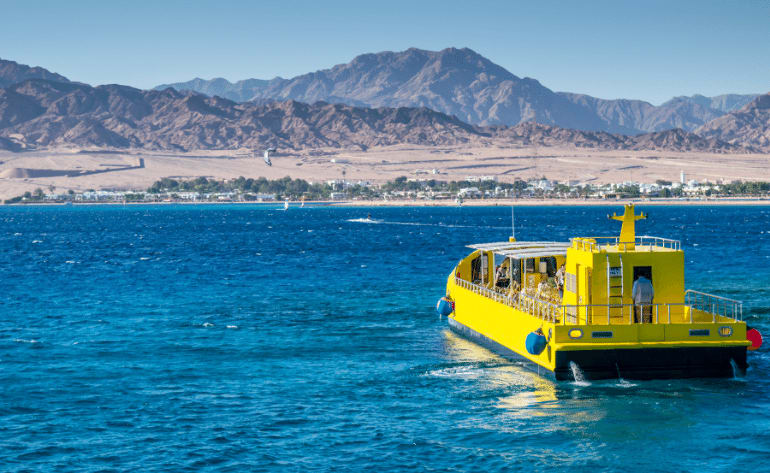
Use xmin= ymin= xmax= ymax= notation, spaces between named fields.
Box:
xmin=331 ymin=198 xmax=770 ymax=207
xmin=5 ymin=197 xmax=770 ymax=207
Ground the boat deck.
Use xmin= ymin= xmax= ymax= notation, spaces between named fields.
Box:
xmin=453 ymin=276 xmax=743 ymax=327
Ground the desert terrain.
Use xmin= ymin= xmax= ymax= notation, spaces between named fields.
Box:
xmin=1 ymin=144 xmax=769 ymax=201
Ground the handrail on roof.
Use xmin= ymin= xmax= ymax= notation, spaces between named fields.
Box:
xmin=571 ymin=235 xmax=681 ymax=252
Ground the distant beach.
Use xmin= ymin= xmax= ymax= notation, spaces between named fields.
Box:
xmin=331 ymin=197 xmax=770 ymax=207
xmin=6 ymin=197 xmax=770 ymax=207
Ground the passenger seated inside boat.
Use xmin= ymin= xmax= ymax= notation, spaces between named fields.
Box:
xmin=555 ymin=264 xmax=565 ymax=297
xmin=495 ymin=264 xmax=510 ymax=289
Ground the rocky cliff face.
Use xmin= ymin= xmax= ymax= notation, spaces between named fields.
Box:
xmin=696 ymin=93 xmax=770 ymax=149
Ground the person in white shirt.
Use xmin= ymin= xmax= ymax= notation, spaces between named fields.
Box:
xmin=632 ymin=275 xmax=654 ymax=323
xmin=555 ymin=264 xmax=565 ymax=297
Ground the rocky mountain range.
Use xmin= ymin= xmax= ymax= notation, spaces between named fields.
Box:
xmin=0 ymin=53 xmax=766 ymax=154
xmin=0 ymin=77 xmax=753 ymax=153
xmin=675 ymin=94 xmax=757 ymax=113
xmin=696 ymin=93 xmax=770 ymax=149
xmin=0 ymin=79 xmax=484 ymax=151
xmin=156 ymin=48 xmax=759 ymax=135
xmin=495 ymin=122 xmax=744 ymax=152
xmin=0 ymin=58 xmax=71 ymax=89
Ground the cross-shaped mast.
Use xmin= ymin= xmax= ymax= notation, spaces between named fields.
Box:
xmin=609 ymin=204 xmax=646 ymax=249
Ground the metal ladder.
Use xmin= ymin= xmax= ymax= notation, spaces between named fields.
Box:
xmin=606 ymin=254 xmax=623 ymax=320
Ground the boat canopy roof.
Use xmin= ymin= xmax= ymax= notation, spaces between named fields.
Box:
xmin=467 ymin=241 xmax=570 ymax=258
xmin=496 ymin=247 xmax=569 ymax=259
xmin=467 ymin=241 xmax=570 ymax=252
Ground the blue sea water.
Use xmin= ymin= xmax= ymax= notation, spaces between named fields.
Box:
xmin=0 ymin=204 xmax=768 ymax=472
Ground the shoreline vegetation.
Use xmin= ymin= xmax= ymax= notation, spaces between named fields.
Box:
xmin=4 ymin=175 xmax=770 ymax=206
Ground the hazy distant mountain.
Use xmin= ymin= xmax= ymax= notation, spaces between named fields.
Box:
xmin=557 ymin=93 xmax=761 ymax=134
xmin=673 ymin=94 xmax=758 ymax=113
xmin=556 ymin=93 xmax=654 ymax=134
xmin=496 ymin=122 xmax=744 ymax=152
xmin=640 ymin=97 xmax=723 ymax=132
xmin=696 ymin=93 xmax=770 ymax=149
xmin=155 ymin=77 xmax=273 ymax=103
xmin=155 ymin=48 xmax=758 ymax=134
xmin=0 ymin=78 xmax=746 ymax=153
xmin=0 ymin=58 xmax=71 ymax=88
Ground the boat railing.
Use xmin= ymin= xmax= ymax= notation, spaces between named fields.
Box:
xmin=453 ymin=277 xmax=742 ymax=325
xmin=560 ymin=302 xmax=686 ymax=325
xmin=453 ymin=277 xmax=560 ymax=322
xmin=572 ymin=235 xmax=681 ymax=252
xmin=685 ymin=289 xmax=743 ymax=321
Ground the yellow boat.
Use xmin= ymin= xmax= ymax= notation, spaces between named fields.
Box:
xmin=438 ymin=204 xmax=761 ymax=381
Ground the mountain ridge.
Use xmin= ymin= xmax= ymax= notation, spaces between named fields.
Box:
xmin=696 ymin=93 xmax=770 ymax=149
xmin=0 ymin=58 xmax=72 ymax=89
xmin=154 ymin=47 xmax=760 ymax=135
xmin=0 ymin=78 xmax=749 ymax=153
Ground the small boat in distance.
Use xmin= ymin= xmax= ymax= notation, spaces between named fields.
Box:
xmin=437 ymin=204 xmax=762 ymax=381
xmin=283 ymin=200 xmax=289 ymax=210
xmin=347 ymin=213 xmax=383 ymax=224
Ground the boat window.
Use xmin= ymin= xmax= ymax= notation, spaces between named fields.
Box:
xmin=544 ymin=256 xmax=557 ymax=277
xmin=494 ymin=255 xmax=511 ymax=289
xmin=525 ymin=258 xmax=535 ymax=272
xmin=511 ymin=258 xmax=522 ymax=286
xmin=481 ymin=251 xmax=488 ymax=285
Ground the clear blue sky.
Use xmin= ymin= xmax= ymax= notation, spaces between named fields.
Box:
xmin=2 ymin=0 xmax=768 ymax=104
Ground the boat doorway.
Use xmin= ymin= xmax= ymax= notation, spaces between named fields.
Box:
xmin=633 ymin=266 xmax=652 ymax=282
xmin=471 ymin=255 xmax=481 ymax=284
xmin=633 ymin=266 xmax=653 ymax=323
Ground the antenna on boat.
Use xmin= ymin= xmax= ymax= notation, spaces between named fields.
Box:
xmin=510 ymin=206 xmax=516 ymax=242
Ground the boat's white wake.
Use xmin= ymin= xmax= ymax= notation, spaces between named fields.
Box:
xmin=346 ymin=219 xmax=509 ymax=229
xmin=422 ymin=365 xmax=486 ymax=379
xmin=346 ymin=218 xmax=384 ymax=224
xmin=569 ymin=361 xmax=591 ymax=386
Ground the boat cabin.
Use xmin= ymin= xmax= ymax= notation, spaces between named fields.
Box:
xmin=453 ymin=204 xmax=742 ymax=326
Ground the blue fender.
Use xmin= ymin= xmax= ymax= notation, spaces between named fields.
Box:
xmin=525 ymin=330 xmax=548 ymax=355
xmin=436 ymin=297 xmax=454 ymax=316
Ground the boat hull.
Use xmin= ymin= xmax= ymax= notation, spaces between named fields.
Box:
xmin=449 ymin=317 xmax=747 ymax=381
xmin=448 ymin=316 xmax=559 ymax=380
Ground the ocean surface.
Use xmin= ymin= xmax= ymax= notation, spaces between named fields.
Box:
xmin=1 ymin=204 xmax=768 ymax=472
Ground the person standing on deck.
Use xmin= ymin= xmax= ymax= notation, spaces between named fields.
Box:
xmin=555 ymin=264 xmax=565 ymax=298
xmin=632 ymin=275 xmax=654 ymax=323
